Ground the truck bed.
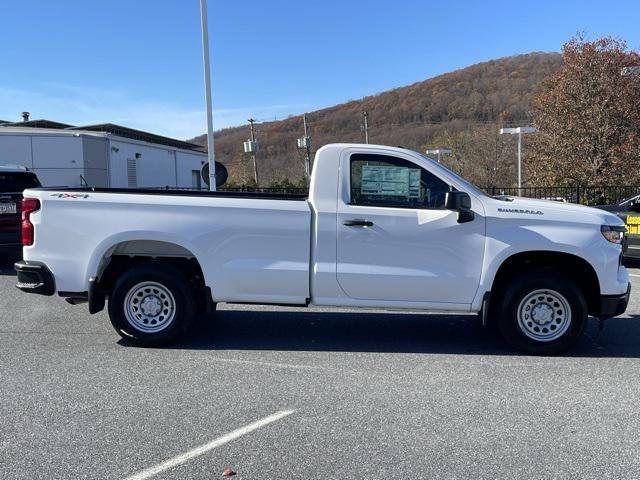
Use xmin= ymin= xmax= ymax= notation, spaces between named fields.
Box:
xmin=23 ymin=186 xmax=312 ymax=303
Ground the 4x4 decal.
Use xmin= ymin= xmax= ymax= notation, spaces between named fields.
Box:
xmin=50 ymin=193 xmax=90 ymax=199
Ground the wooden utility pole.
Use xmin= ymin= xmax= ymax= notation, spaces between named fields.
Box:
xmin=302 ymin=113 xmax=311 ymax=178
xmin=248 ymin=118 xmax=259 ymax=186
xmin=362 ymin=111 xmax=369 ymax=144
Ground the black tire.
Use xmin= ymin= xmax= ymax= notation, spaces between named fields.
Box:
xmin=496 ymin=271 xmax=588 ymax=355
xmin=107 ymin=263 xmax=195 ymax=346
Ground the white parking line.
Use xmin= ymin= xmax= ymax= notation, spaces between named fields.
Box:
xmin=124 ymin=409 xmax=295 ymax=480
xmin=629 ymin=273 xmax=640 ymax=278
xmin=209 ymin=355 xmax=324 ymax=371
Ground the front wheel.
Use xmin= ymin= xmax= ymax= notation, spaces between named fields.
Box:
xmin=107 ymin=263 xmax=195 ymax=346
xmin=497 ymin=271 xmax=588 ymax=355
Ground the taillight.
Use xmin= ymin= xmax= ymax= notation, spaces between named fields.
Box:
xmin=21 ymin=198 xmax=40 ymax=246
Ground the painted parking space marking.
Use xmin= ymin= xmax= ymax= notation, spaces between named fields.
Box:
xmin=124 ymin=409 xmax=295 ymax=480
xmin=208 ymin=355 xmax=324 ymax=371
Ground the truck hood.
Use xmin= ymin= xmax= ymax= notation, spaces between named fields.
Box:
xmin=486 ymin=196 xmax=624 ymax=227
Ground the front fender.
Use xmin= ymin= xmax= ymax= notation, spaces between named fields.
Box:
xmin=472 ymin=219 xmax=609 ymax=310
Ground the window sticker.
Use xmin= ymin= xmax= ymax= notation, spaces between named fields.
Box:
xmin=361 ymin=165 xmax=421 ymax=198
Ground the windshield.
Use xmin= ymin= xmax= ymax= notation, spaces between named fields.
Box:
xmin=418 ymin=153 xmax=488 ymax=198
xmin=0 ymin=172 xmax=41 ymax=192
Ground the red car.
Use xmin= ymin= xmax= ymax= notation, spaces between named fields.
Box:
xmin=0 ymin=167 xmax=41 ymax=259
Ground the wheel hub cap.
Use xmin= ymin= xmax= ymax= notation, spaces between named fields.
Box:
xmin=140 ymin=296 xmax=162 ymax=316
xmin=531 ymin=303 xmax=554 ymax=325
xmin=517 ymin=289 xmax=572 ymax=342
xmin=123 ymin=281 xmax=176 ymax=333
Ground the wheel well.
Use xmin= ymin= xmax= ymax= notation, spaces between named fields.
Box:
xmin=491 ymin=251 xmax=601 ymax=315
xmin=99 ymin=255 xmax=206 ymax=292
xmin=97 ymin=253 xmax=212 ymax=314
xmin=96 ymin=241 xmax=209 ymax=310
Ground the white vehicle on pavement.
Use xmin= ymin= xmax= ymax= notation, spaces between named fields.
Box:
xmin=15 ymin=144 xmax=630 ymax=354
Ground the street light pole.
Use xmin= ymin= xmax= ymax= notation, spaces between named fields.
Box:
xmin=199 ymin=0 xmax=216 ymax=191
xmin=500 ymin=127 xmax=536 ymax=193
xmin=425 ymin=148 xmax=452 ymax=163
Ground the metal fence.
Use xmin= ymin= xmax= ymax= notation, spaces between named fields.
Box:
xmin=220 ymin=186 xmax=309 ymax=194
xmin=484 ymin=186 xmax=640 ymax=206
xmin=151 ymin=185 xmax=309 ymax=194
xmin=151 ymin=184 xmax=639 ymax=206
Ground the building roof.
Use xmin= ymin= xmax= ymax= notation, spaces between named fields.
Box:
xmin=0 ymin=118 xmax=201 ymax=151
xmin=4 ymin=119 xmax=74 ymax=129
xmin=68 ymin=123 xmax=201 ymax=151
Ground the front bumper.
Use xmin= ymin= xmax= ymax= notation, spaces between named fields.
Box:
xmin=598 ymin=283 xmax=631 ymax=318
xmin=14 ymin=260 xmax=55 ymax=296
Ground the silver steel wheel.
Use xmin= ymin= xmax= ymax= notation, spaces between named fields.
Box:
xmin=123 ymin=281 xmax=176 ymax=333
xmin=517 ymin=289 xmax=571 ymax=342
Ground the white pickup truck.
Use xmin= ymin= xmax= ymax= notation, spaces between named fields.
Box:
xmin=15 ymin=144 xmax=630 ymax=354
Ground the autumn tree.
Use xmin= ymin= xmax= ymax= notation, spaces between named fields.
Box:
xmin=528 ymin=35 xmax=640 ymax=186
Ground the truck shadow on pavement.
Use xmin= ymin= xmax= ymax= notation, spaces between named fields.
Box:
xmin=137 ymin=310 xmax=640 ymax=357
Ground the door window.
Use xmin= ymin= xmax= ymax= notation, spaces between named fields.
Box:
xmin=349 ymin=153 xmax=450 ymax=209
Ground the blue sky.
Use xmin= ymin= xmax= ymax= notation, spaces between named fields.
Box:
xmin=0 ymin=0 xmax=638 ymax=139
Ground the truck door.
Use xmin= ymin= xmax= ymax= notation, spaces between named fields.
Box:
xmin=336 ymin=152 xmax=485 ymax=305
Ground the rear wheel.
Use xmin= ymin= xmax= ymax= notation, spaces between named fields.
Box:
xmin=497 ymin=271 xmax=588 ymax=355
xmin=107 ymin=263 xmax=195 ymax=346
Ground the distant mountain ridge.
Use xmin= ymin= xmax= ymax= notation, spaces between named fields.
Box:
xmin=190 ymin=52 xmax=562 ymax=184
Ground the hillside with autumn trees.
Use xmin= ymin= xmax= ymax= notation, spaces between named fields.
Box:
xmin=191 ymin=52 xmax=562 ymax=187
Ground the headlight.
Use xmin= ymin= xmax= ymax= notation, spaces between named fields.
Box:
xmin=601 ymin=225 xmax=626 ymax=244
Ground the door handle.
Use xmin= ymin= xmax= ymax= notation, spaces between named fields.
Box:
xmin=343 ymin=219 xmax=374 ymax=227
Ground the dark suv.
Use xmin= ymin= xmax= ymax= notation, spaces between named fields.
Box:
xmin=0 ymin=168 xmax=41 ymax=257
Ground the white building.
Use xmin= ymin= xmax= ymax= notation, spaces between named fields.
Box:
xmin=0 ymin=119 xmax=207 ymax=189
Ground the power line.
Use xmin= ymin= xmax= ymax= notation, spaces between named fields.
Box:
xmin=227 ymin=116 xmax=531 ymax=130
xmin=215 ymin=115 xmax=530 ymax=170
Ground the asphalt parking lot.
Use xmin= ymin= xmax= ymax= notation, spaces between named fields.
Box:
xmin=2 ymin=255 xmax=640 ymax=480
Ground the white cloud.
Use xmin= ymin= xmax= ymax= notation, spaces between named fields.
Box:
xmin=0 ymin=84 xmax=305 ymax=140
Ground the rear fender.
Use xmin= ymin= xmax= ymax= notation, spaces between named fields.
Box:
xmin=86 ymin=232 xmax=204 ymax=287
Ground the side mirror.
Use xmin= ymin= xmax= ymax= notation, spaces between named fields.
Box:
xmin=445 ymin=191 xmax=474 ymax=223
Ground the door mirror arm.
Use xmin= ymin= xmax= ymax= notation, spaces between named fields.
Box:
xmin=445 ymin=191 xmax=475 ymax=224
